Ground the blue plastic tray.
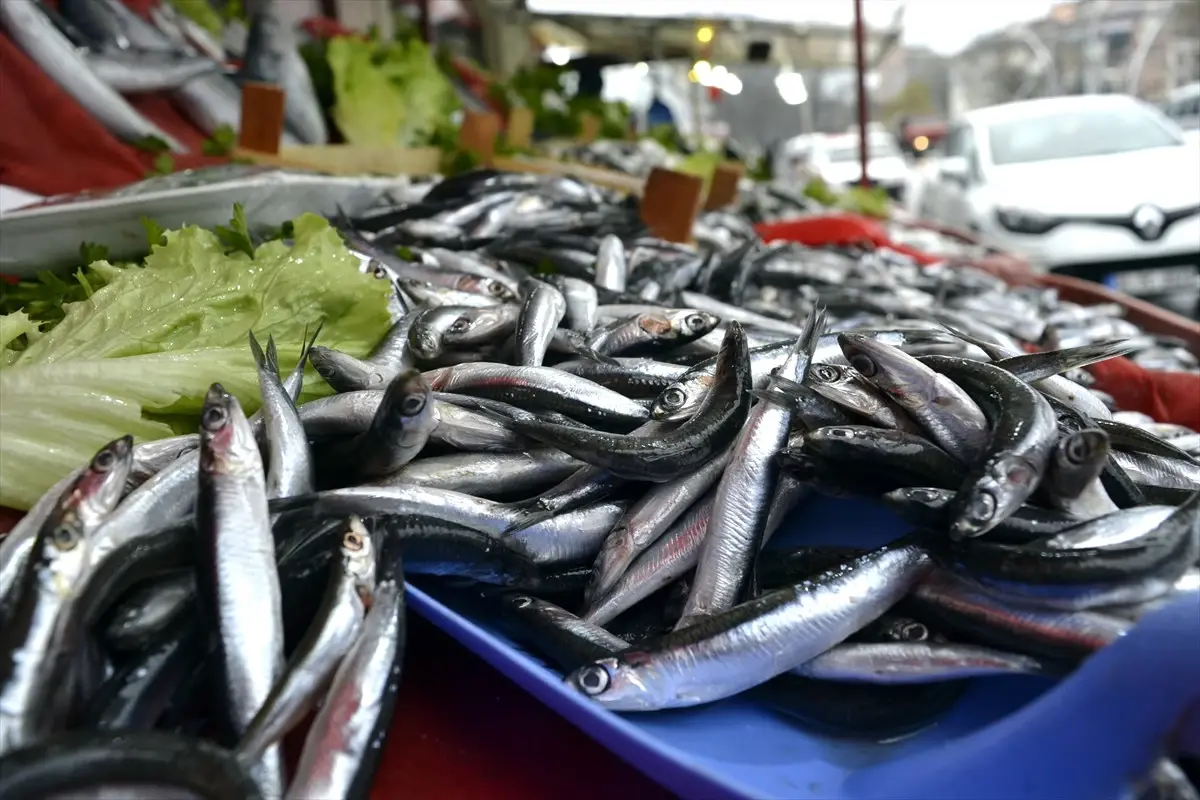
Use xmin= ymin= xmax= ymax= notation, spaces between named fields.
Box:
xmin=407 ymin=494 xmax=1200 ymax=800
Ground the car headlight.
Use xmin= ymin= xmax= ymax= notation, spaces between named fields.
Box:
xmin=995 ymin=207 xmax=1059 ymax=235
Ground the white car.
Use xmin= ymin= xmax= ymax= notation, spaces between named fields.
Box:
xmin=810 ymin=133 xmax=909 ymax=199
xmin=918 ymin=95 xmax=1200 ymax=285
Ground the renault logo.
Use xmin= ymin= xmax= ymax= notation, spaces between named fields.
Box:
xmin=1131 ymin=204 xmax=1166 ymax=241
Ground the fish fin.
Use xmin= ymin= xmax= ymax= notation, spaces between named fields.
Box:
xmin=751 ymin=387 xmax=797 ymax=409
xmin=936 ymin=322 xmax=1015 ymax=360
xmin=793 ymin=304 xmax=828 ymax=381
xmin=766 ymin=373 xmax=806 ymax=395
xmin=266 ymin=493 xmax=318 ymax=515
xmin=298 ymin=322 xmax=324 ymax=370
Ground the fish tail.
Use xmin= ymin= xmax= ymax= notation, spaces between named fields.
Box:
xmin=263 ymin=334 xmax=280 ymax=378
xmin=1046 ymin=338 xmax=1140 ymax=371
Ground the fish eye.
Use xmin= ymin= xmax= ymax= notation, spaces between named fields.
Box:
xmin=911 ymin=488 xmax=939 ymax=502
xmin=401 ymin=394 xmax=427 ymax=416
xmin=685 ymin=314 xmax=708 ymax=331
xmin=1064 ymin=436 xmax=1090 ymax=464
xmin=901 ymin=621 xmax=929 ymax=641
xmin=201 ymin=405 xmax=227 ymax=431
xmin=828 ymin=427 xmax=853 ymax=439
xmin=575 ymin=665 xmax=610 ymax=696
xmin=487 ymin=282 xmax=508 ymax=297
xmin=449 ymin=316 xmax=471 ymax=333
xmin=91 ymin=449 xmax=116 ymax=472
xmin=967 ymin=492 xmax=997 ymax=522
xmin=814 ymin=365 xmax=841 ymax=383
xmin=659 ymin=387 xmax=687 ymax=410
xmin=511 ymin=595 xmax=534 ymax=609
xmin=51 ymin=524 xmax=79 ymax=551
xmin=849 ymin=353 xmax=876 ymax=377
xmin=343 ymin=531 xmax=364 ymax=552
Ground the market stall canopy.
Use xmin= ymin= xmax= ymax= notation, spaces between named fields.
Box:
xmin=479 ymin=0 xmax=902 ymax=69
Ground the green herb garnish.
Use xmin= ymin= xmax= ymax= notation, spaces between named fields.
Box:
xmin=202 ymin=124 xmax=237 ymax=156
xmin=214 ymin=203 xmax=255 ymax=258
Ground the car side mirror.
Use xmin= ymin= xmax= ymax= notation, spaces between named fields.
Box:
xmin=938 ymin=155 xmax=969 ymax=186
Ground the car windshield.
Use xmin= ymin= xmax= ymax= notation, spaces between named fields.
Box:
xmin=826 ymin=139 xmax=900 ymax=162
xmin=987 ymin=105 xmax=1181 ymax=165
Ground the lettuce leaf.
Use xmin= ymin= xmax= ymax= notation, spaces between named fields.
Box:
xmin=326 ymin=35 xmax=459 ymax=148
xmin=0 ymin=214 xmax=391 ymax=510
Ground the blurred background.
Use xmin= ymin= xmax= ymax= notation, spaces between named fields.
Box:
xmin=377 ymin=0 xmax=1200 ymax=315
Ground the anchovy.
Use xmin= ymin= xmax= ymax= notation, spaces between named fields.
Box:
xmin=288 ymin=563 xmax=406 ymax=800
xmin=679 ymin=309 xmax=825 ymax=625
xmin=194 ymin=385 xmax=285 ymax=796
xmin=567 ymin=542 xmax=932 ymax=710
xmin=238 ymin=517 xmax=375 ymax=763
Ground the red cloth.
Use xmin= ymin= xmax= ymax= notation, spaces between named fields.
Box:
xmin=1089 ymin=357 xmax=1200 ymax=431
xmin=0 ymin=1 xmax=228 ymax=196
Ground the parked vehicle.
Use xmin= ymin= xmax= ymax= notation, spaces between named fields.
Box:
xmin=809 ymin=131 xmax=909 ymax=200
xmin=1163 ymin=82 xmax=1200 ymax=132
xmin=917 ymin=94 xmax=1200 ymax=310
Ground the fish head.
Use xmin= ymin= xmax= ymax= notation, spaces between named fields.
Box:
xmin=565 ymin=656 xmax=659 ymax=711
xmin=460 ymin=276 xmax=516 ymax=303
xmin=661 ymin=309 xmax=721 ymax=341
xmin=309 ymin=346 xmax=385 ymax=392
xmin=408 ymin=307 xmax=460 ymax=360
xmin=837 ymin=333 xmax=929 ymax=405
xmin=444 ymin=304 xmax=518 ymax=348
xmin=199 ymin=383 xmax=259 ymax=477
xmin=340 ymin=515 xmax=378 ymax=603
xmin=1057 ymin=428 xmax=1110 ymax=470
xmin=809 ymin=363 xmax=851 ymax=387
xmin=950 ymin=453 xmax=1042 ymax=539
xmin=651 ymin=374 xmax=711 ymax=422
xmin=67 ymin=435 xmax=135 ymax=531
xmin=380 ymin=370 xmax=435 ymax=431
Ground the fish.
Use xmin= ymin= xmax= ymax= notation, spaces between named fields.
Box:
xmin=838 ymin=334 xmax=990 ymax=464
xmin=84 ymin=49 xmax=220 ymax=93
xmin=0 ymin=730 xmax=261 ymax=799
xmin=678 ymin=308 xmax=825 ymax=625
xmin=500 ymin=324 xmax=752 ymax=482
xmin=288 ymin=553 xmax=406 ymax=800
xmin=239 ymin=1 xmax=328 ymax=145
xmin=0 ymin=0 xmax=187 ymax=152
xmin=792 ymin=641 xmax=1048 ymax=683
xmin=567 ymin=541 xmax=932 ymax=710
xmin=923 ymin=356 xmax=1059 ymax=538
xmin=8 ymin=164 xmax=1200 ymax=783
xmin=319 ymin=370 xmax=438 ymax=483
xmin=238 ymin=517 xmax=375 ymax=763
xmin=194 ymin=384 xmax=285 ymax=796
xmin=515 ymin=279 xmax=567 ymax=367
xmin=250 ymin=333 xmax=313 ymax=501
xmin=0 ymin=437 xmax=132 ymax=753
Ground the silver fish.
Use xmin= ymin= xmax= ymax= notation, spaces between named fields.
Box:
xmin=288 ymin=569 xmax=405 ymax=800
xmin=84 ymin=49 xmax=219 ymax=93
xmin=0 ymin=0 xmax=187 ymax=152
xmin=195 ymin=385 xmax=285 ymax=797
xmin=567 ymin=542 xmax=932 ymax=710
xmin=250 ymin=333 xmax=313 ymax=501
xmin=0 ymin=436 xmax=132 ymax=754
xmin=238 ymin=517 xmax=375 ymax=763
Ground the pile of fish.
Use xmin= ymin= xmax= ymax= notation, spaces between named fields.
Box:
xmin=0 ymin=0 xmax=324 ymax=153
xmin=1 ymin=168 xmax=1198 ymax=798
